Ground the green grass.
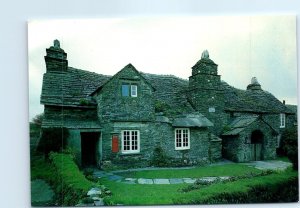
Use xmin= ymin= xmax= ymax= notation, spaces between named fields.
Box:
xmin=101 ymin=178 xmax=187 ymax=205
xmin=276 ymin=156 xmax=291 ymax=163
xmin=101 ymin=169 xmax=298 ymax=205
xmin=117 ymin=163 xmax=262 ymax=179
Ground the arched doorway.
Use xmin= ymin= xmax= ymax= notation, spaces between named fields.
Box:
xmin=250 ymin=130 xmax=264 ymax=161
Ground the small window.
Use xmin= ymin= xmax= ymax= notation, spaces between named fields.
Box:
xmin=280 ymin=113 xmax=286 ymax=128
xmin=122 ymin=83 xmax=138 ymax=97
xmin=122 ymin=130 xmax=140 ymax=153
xmin=175 ymin=128 xmax=190 ymax=150
xmin=131 ymin=85 xmax=137 ymax=97
xmin=122 ymin=84 xmax=129 ymax=96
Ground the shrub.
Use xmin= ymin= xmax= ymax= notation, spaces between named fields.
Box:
xmin=37 ymin=127 xmax=69 ymax=156
xmin=150 ymin=146 xmax=169 ymax=167
xmin=281 ymin=127 xmax=298 ymax=170
xmin=175 ymin=173 xmax=299 ymax=204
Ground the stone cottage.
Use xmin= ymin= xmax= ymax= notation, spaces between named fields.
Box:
xmin=40 ymin=40 xmax=296 ymax=167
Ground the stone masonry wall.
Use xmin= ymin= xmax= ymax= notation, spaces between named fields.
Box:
xmin=99 ymin=121 xmax=213 ymax=168
xmin=222 ymin=119 xmax=277 ymax=162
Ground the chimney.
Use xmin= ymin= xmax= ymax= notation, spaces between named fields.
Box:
xmin=247 ymin=77 xmax=262 ymax=91
xmin=44 ymin=39 xmax=68 ymax=72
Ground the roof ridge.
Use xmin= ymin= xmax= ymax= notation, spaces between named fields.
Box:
xmin=142 ymin=72 xmax=188 ymax=82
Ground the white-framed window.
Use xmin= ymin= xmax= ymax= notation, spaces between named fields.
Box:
xmin=175 ymin=128 xmax=190 ymax=150
xmin=131 ymin=85 xmax=137 ymax=97
xmin=122 ymin=83 xmax=138 ymax=97
xmin=280 ymin=113 xmax=286 ymax=128
xmin=121 ymin=130 xmax=140 ymax=153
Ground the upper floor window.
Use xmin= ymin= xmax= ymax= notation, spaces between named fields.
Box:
xmin=280 ymin=113 xmax=286 ymax=128
xmin=122 ymin=84 xmax=130 ymax=96
xmin=122 ymin=83 xmax=138 ymax=97
xmin=175 ymin=128 xmax=190 ymax=150
xmin=121 ymin=130 xmax=140 ymax=154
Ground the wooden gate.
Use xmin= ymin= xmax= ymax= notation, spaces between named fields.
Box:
xmin=250 ymin=144 xmax=262 ymax=161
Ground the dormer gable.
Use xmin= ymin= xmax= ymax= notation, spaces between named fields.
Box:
xmin=90 ymin=63 xmax=155 ymax=97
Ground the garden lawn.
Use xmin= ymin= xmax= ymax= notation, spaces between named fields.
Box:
xmin=100 ymin=169 xmax=298 ymax=205
xmin=117 ymin=163 xmax=262 ymax=179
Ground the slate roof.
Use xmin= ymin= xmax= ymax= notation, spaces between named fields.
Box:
xmin=221 ymin=82 xmax=293 ymax=114
xmin=286 ymin=104 xmax=297 ymax=114
xmin=172 ymin=113 xmax=213 ymax=128
xmin=222 ymin=115 xmax=259 ymax=136
xmin=142 ymin=73 xmax=195 ymax=114
xmin=41 ymin=66 xmax=294 ymax=115
xmin=41 ymin=67 xmax=110 ymax=107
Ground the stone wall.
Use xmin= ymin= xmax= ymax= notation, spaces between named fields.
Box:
xmin=97 ymin=120 xmax=217 ymax=168
xmin=68 ymin=130 xmax=82 ymax=165
xmin=187 ymin=86 xmax=227 ymax=135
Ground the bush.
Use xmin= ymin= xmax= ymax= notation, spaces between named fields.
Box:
xmin=201 ymin=177 xmax=299 ymax=204
xmin=175 ymin=173 xmax=299 ymax=204
xmin=49 ymin=152 xmax=94 ymax=206
xmin=150 ymin=146 xmax=169 ymax=167
xmin=281 ymin=127 xmax=298 ymax=170
xmin=37 ymin=127 xmax=69 ymax=156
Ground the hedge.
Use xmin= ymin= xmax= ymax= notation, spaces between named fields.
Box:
xmin=49 ymin=152 xmax=94 ymax=206
xmin=174 ymin=170 xmax=299 ymax=204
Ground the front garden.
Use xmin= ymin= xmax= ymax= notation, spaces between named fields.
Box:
xmin=30 ymin=122 xmax=298 ymax=206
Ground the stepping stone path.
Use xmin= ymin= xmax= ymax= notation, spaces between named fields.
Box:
xmin=183 ymin=178 xmax=197 ymax=184
xmin=94 ymin=170 xmax=231 ymax=185
xmin=138 ymin=178 xmax=153 ymax=184
xmin=169 ymin=178 xmax=184 ymax=184
xmin=153 ymin=179 xmax=170 ymax=184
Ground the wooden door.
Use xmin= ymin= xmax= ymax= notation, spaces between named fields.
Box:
xmin=251 ymin=144 xmax=262 ymax=161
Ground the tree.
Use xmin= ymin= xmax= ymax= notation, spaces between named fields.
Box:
xmin=37 ymin=127 xmax=69 ymax=157
xmin=32 ymin=113 xmax=44 ymax=127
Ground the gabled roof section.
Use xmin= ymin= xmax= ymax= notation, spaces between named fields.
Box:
xmin=172 ymin=113 xmax=213 ymax=128
xmin=222 ymin=115 xmax=278 ymax=136
xmin=41 ymin=67 xmax=110 ymax=107
xmin=221 ymin=81 xmax=293 ymax=114
xmin=222 ymin=115 xmax=259 ymax=136
xmin=90 ymin=63 xmax=155 ymax=96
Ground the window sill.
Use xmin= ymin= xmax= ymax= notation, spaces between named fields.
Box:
xmin=120 ymin=152 xmax=141 ymax=155
xmin=175 ymin=148 xmax=190 ymax=151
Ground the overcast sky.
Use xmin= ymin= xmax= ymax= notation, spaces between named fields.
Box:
xmin=28 ymin=15 xmax=297 ymax=121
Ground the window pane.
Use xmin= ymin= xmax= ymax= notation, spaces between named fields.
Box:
xmin=131 ymin=85 xmax=137 ymax=97
xmin=122 ymin=84 xmax=129 ymax=96
xmin=123 ymin=131 xmax=130 ymax=150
